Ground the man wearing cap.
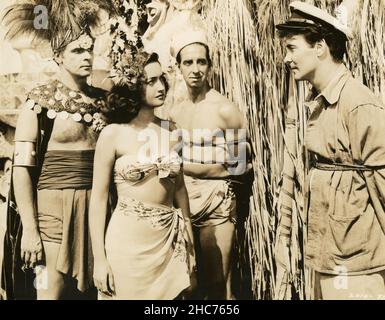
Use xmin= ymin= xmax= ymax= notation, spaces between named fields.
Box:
xmin=276 ymin=1 xmax=385 ymax=299
xmin=1 ymin=1 xmax=113 ymax=300
xmin=169 ymin=27 xmax=248 ymax=299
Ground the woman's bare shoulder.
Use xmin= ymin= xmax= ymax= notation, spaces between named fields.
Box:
xmin=99 ymin=123 xmax=133 ymax=143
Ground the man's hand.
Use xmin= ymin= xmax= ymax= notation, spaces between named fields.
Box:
xmin=224 ymin=140 xmax=253 ymax=179
xmin=21 ymin=228 xmax=43 ymax=269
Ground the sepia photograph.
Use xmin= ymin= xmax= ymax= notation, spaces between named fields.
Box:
xmin=0 ymin=0 xmax=384 ymax=305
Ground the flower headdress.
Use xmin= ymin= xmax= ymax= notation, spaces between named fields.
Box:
xmin=110 ymin=44 xmax=152 ymax=88
xmin=2 ymin=0 xmax=118 ymax=53
xmin=107 ymin=35 xmax=154 ymax=121
xmin=108 ymin=0 xmax=151 ymax=88
xmin=106 ymin=1 xmax=165 ymax=124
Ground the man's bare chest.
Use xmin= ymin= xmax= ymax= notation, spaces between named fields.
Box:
xmin=174 ymin=105 xmax=223 ymax=132
xmin=49 ymin=118 xmax=97 ymax=144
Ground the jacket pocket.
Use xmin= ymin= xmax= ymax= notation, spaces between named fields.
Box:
xmin=327 ymin=212 xmax=371 ymax=260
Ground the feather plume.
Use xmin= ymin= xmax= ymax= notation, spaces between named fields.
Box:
xmin=48 ymin=0 xmax=82 ymax=51
xmin=2 ymin=0 xmax=119 ymax=51
xmin=2 ymin=1 xmax=51 ymax=43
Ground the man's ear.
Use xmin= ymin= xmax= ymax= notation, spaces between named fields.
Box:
xmin=208 ymin=64 xmax=213 ymax=78
xmin=315 ymin=39 xmax=328 ymax=57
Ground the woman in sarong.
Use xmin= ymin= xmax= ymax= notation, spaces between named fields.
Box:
xmin=89 ymin=52 xmax=196 ymax=300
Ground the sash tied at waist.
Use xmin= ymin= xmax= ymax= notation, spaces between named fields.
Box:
xmin=38 ymin=150 xmax=94 ymax=190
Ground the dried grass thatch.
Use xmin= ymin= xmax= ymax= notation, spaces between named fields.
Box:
xmin=201 ymin=0 xmax=385 ymax=299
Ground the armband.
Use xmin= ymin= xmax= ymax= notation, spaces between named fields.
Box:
xmin=13 ymin=141 xmax=37 ymax=167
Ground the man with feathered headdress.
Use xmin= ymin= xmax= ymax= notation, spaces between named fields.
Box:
xmin=1 ymin=0 xmax=117 ymax=300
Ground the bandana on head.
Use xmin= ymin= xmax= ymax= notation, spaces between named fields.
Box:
xmin=170 ymin=26 xmax=208 ymax=59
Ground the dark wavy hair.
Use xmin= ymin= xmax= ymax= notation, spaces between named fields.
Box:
xmin=105 ymin=53 xmax=168 ymax=124
xmin=278 ymin=25 xmax=347 ymax=63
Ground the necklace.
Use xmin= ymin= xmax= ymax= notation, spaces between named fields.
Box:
xmin=25 ymin=80 xmax=107 ymax=132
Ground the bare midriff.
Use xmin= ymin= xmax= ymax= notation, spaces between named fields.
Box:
xmin=116 ymin=176 xmax=176 ymax=208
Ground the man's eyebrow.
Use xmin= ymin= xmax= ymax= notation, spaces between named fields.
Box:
xmin=71 ymin=46 xmax=93 ymax=52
